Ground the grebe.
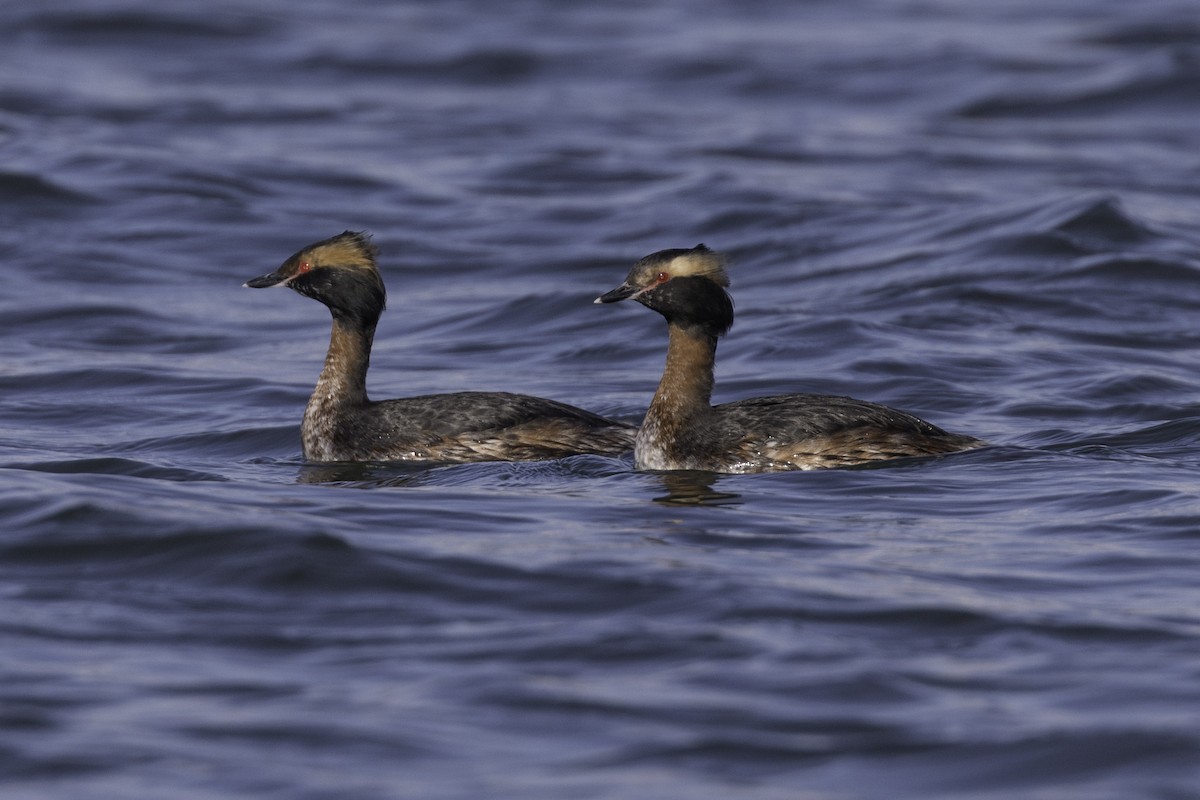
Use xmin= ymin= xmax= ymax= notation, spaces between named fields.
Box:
xmin=595 ymin=244 xmax=983 ymax=472
xmin=245 ymin=231 xmax=635 ymax=463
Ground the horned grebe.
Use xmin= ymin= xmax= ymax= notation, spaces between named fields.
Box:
xmin=245 ymin=231 xmax=635 ymax=463
xmin=595 ymin=244 xmax=983 ymax=472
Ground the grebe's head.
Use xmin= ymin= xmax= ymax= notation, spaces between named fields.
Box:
xmin=595 ymin=244 xmax=733 ymax=337
xmin=245 ymin=230 xmax=386 ymax=326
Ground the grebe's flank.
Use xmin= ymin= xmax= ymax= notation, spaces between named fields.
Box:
xmin=595 ymin=244 xmax=982 ymax=473
xmin=246 ymin=231 xmax=635 ymax=463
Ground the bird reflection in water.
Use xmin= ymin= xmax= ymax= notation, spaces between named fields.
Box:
xmin=652 ymin=470 xmax=741 ymax=506
xmin=295 ymin=460 xmax=435 ymax=488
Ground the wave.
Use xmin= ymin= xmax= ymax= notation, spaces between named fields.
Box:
xmin=956 ymin=48 xmax=1200 ymax=118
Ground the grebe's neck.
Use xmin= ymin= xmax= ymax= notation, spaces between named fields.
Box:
xmin=302 ymin=317 xmax=375 ymax=459
xmin=651 ymin=323 xmax=717 ymax=413
xmin=321 ymin=317 xmax=375 ymax=403
xmin=637 ymin=324 xmax=718 ymax=468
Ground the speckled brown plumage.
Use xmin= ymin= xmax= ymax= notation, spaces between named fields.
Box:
xmin=596 ymin=244 xmax=983 ymax=473
xmin=246 ymin=231 xmax=635 ymax=463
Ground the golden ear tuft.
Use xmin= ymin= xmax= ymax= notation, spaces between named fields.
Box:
xmin=305 ymin=230 xmax=378 ymax=271
xmin=669 ymin=244 xmax=729 ymax=287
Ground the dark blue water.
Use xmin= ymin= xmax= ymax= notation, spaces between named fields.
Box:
xmin=3 ymin=1 xmax=1200 ymax=797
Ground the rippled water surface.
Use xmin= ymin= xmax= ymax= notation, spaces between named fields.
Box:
xmin=3 ymin=1 xmax=1200 ymax=798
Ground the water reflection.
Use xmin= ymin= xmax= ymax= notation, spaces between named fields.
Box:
xmin=295 ymin=461 xmax=436 ymax=487
xmin=652 ymin=470 xmax=741 ymax=506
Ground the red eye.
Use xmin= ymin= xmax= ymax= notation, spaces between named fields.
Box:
xmin=655 ymin=271 xmax=669 ymax=284
xmin=298 ymin=261 xmax=312 ymax=274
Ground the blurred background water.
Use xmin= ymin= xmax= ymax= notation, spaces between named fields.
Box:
xmin=2 ymin=1 xmax=1200 ymax=798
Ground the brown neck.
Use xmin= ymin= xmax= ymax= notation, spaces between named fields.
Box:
xmin=311 ymin=318 xmax=374 ymax=410
xmin=646 ymin=323 xmax=718 ymax=423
